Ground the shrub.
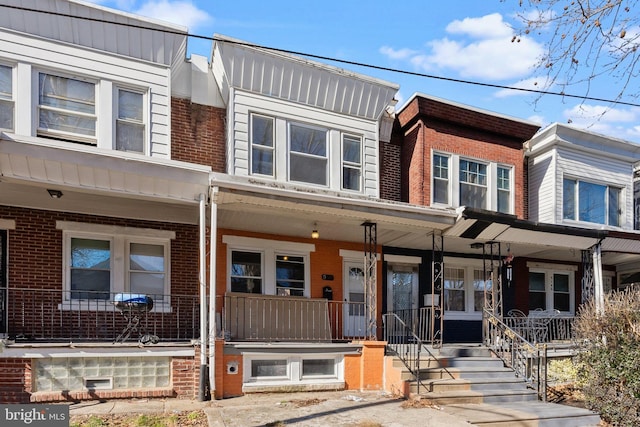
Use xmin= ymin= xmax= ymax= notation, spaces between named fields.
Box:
xmin=573 ymin=287 xmax=640 ymax=426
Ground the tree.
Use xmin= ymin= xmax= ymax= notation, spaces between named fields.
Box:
xmin=508 ymin=0 xmax=640 ymax=103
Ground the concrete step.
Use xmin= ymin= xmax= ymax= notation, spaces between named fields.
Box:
xmin=442 ymin=401 xmax=602 ymax=427
xmin=434 ymin=344 xmax=493 ymax=358
xmin=444 ymin=356 xmax=506 ymax=368
xmin=423 ymin=366 xmax=518 ymax=380
xmin=411 ymin=376 xmax=529 ymax=394
xmin=414 ymin=388 xmax=538 ymax=405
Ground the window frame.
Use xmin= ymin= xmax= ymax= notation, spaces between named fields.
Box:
xmin=224 ymin=236 xmax=315 ymax=297
xmin=526 ymin=262 xmax=576 ymax=314
xmin=432 ymin=153 xmax=451 ymax=205
xmin=126 ymin=239 xmax=170 ymax=301
xmin=459 ymin=158 xmax=488 ymax=209
xmin=249 ymin=113 xmax=275 ymax=177
xmin=0 ymin=63 xmax=14 ymax=131
xmin=37 ymin=71 xmax=97 ymax=144
xmin=243 ymin=353 xmax=343 ymax=388
xmin=288 ymin=121 xmax=329 ymax=186
xmin=442 ymin=258 xmax=487 ymax=320
xmin=229 ymin=250 xmax=264 ymax=294
xmin=497 ymin=165 xmax=512 ymax=214
xmin=115 ymin=86 xmax=147 ymax=154
xmin=341 ymin=133 xmax=363 ymax=192
xmin=58 ymin=222 xmax=174 ymax=311
xmin=562 ymin=176 xmax=623 ymax=227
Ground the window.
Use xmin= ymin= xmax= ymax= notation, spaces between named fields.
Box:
xmin=302 ymin=359 xmax=336 ymax=378
xmin=224 ymin=236 xmax=315 ymax=297
xmin=59 ymin=222 xmax=173 ymax=306
xmin=38 ymin=73 xmax=96 ymax=142
xmin=460 ymin=159 xmax=487 ymax=209
xmin=342 ymin=134 xmax=362 ymax=191
xmin=230 ymin=251 xmax=262 ymax=294
xmin=444 ymin=267 xmax=465 ymax=312
xmin=0 ymin=64 xmax=13 ymax=130
xmin=70 ymin=238 xmax=111 ymax=300
xmin=497 ymin=166 xmax=511 ymax=214
xmin=289 ymin=123 xmax=328 ymax=185
xmin=473 ymin=269 xmax=488 ymax=312
xmin=251 ymin=359 xmax=287 ymax=378
xmin=443 ymin=259 xmax=488 ymax=319
xmin=244 ymin=354 xmax=343 ymax=388
xmin=250 ymin=114 xmax=275 ymax=176
xmin=276 ymin=255 xmax=305 ymax=296
xmin=116 ymin=89 xmax=145 ymax=153
xmin=527 ymin=263 xmax=575 ymax=313
xmin=563 ymin=178 xmax=622 ymax=226
xmin=433 ymin=154 xmax=449 ymax=204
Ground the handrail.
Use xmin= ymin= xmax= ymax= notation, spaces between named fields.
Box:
xmin=483 ymin=308 xmax=548 ymax=401
xmin=383 ymin=312 xmax=452 ymax=394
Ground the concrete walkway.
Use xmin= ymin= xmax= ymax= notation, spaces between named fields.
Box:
xmin=69 ymin=390 xmax=476 ymax=426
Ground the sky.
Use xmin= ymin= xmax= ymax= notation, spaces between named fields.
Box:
xmin=86 ymin=0 xmax=640 ymax=143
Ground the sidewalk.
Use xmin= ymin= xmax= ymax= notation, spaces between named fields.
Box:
xmin=70 ymin=390 xmax=475 ymax=426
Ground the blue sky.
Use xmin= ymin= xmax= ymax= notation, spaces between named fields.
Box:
xmin=87 ymin=0 xmax=640 ymax=143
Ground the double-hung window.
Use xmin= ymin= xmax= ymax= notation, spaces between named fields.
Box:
xmin=116 ymin=88 xmax=145 ymax=153
xmin=230 ymin=251 xmax=263 ymax=294
xmin=250 ymin=114 xmax=275 ymax=176
xmin=563 ymin=178 xmax=622 ymax=226
xmin=433 ymin=154 xmax=450 ymax=204
xmin=276 ymin=255 xmax=305 ymax=296
xmin=342 ymin=134 xmax=362 ymax=191
xmin=0 ymin=64 xmax=13 ymax=130
xmin=443 ymin=260 xmax=487 ymax=319
xmin=38 ymin=73 xmax=96 ymax=143
xmin=497 ymin=166 xmax=511 ymax=214
xmin=60 ymin=222 xmax=172 ymax=308
xmin=289 ymin=123 xmax=328 ymax=185
xmin=460 ymin=159 xmax=487 ymax=209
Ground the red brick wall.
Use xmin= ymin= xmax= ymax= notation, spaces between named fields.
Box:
xmin=379 ymin=139 xmax=401 ymax=202
xmin=172 ymin=347 xmax=201 ymax=399
xmin=171 ymin=97 xmax=226 ymax=173
xmin=0 ymin=358 xmax=31 ymax=403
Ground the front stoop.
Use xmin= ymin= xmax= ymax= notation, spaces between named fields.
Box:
xmin=393 ymin=344 xmax=601 ymax=426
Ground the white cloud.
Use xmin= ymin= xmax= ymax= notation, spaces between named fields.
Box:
xmin=134 ymin=1 xmax=211 ymax=30
xmin=379 ymin=13 xmax=544 ymax=81
xmin=494 ymin=77 xmax=553 ymax=98
xmin=562 ymin=103 xmax=640 ymax=141
xmin=379 ymin=46 xmax=418 ymax=61
xmin=445 ymin=13 xmax=513 ymax=39
xmin=527 ymin=114 xmax=545 ymax=125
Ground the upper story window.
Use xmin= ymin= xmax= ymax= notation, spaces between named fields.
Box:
xmin=563 ymin=178 xmax=622 ymax=226
xmin=116 ymin=88 xmax=145 ymax=153
xmin=460 ymin=159 xmax=488 ymax=209
xmin=38 ymin=73 xmax=96 ymax=143
xmin=250 ymin=114 xmax=275 ymax=176
xmin=289 ymin=123 xmax=328 ymax=185
xmin=432 ymin=152 xmax=513 ymax=213
xmin=342 ymin=134 xmax=362 ymax=191
xmin=0 ymin=64 xmax=13 ymax=130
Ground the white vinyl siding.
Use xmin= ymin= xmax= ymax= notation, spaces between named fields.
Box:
xmin=527 ymin=152 xmax=556 ymax=223
xmin=0 ymin=29 xmax=170 ymax=158
xmin=229 ymin=89 xmax=380 ymax=197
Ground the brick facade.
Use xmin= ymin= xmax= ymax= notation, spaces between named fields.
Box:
xmin=171 ymin=97 xmax=226 ymax=173
xmin=379 ymin=139 xmax=402 ymax=202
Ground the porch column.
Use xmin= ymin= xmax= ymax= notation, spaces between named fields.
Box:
xmin=581 ymin=243 xmax=604 ymax=313
xmin=592 ymin=243 xmax=604 ymax=314
xmin=431 ymin=232 xmax=444 ymax=347
xmin=362 ymin=222 xmax=377 ymax=339
xmin=198 ymin=193 xmax=208 ymax=401
xmin=208 ymin=187 xmax=219 ymax=399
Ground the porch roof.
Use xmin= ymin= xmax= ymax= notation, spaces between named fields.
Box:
xmin=211 ymin=173 xmax=457 ymax=248
xmin=0 ymin=132 xmax=211 ymax=224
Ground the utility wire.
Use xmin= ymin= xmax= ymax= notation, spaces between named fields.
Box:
xmin=2 ymin=3 xmax=640 ymax=108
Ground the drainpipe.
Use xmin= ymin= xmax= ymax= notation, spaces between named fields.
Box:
xmin=208 ymin=186 xmax=219 ymax=399
xmin=198 ymin=193 xmax=208 ymax=401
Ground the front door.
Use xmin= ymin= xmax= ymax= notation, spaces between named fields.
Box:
xmin=0 ymin=230 xmax=7 ymax=336
xmin=343 ymin=262 xmax=365 ymax=337
xmin=387 ymin=265 xmax=419 ymax=330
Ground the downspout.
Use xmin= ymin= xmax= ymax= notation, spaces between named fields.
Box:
xmin=208 ymin=186 xmax=219 ymax=399
xmin=198 ymin=193 xmax=208 ymax=401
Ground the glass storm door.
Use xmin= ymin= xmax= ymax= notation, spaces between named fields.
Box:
xmin=387 ymin=265 xmax=419 ymax=330
xmin=343 ymin=262 xmax=365 ymax=337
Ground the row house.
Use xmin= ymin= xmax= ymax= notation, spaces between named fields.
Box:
xmin=4 ymin=0 xmax=640 ymax=403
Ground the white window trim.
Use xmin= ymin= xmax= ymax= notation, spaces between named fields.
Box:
xmin=56 ymin=221 xmax=174 ymax=312
xmin=340 ymin=133 xmax=363 ymax=192
xmin=249 ymin=112 xmax=275 ymax=177
xmin=432 ymin=150 xmax=514 ymax=214
xmin=562 ymin=175 xmax=624 ymax=227
xmin=443 ymin=257 xmax=486 ymax=320
xmin=0 ymin=62 xmax=15 ymax=132
xmin=243 ymin=353 xmax=344 ymax=388
xmin=114 ymin=85 xmax=148 ymax=155
xmin=527 ymin=266 xmax=576 ymax=315
xmin=223 ymin=235 xmax=315 ymax=297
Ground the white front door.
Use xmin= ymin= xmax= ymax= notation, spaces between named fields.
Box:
xmin=343 ymin=261 xmax=366 ymax=337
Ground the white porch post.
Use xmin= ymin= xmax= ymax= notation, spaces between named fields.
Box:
xmin=208 ymin=187 xmax=219 ymax=398
xmin=198 ymin=194 xmax=208 ymax=401
xmin=592 ymin=243 xmax=604 ymax=314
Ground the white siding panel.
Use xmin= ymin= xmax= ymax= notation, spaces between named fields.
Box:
xmin=528 ymin=152 xmax=555 ymax=223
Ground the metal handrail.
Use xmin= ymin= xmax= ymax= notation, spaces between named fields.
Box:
xmin=383 ymin=312 xmax=452 ymax=394
xmin=483 ymin=308 xmax=548 ymax=401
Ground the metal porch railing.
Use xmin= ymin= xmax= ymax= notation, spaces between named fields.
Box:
xmin=3 ymin=287 xmax=199 ymax=343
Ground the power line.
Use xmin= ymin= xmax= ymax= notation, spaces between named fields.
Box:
xmin=2 ymin=3 xmax=640 ymax=108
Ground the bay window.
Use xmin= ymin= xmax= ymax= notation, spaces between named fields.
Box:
xmin=563 ymin=178 xmax=622 ymax=226
xmin=0 ymin=64 xmax=13 ymax=130
xmin=38 ymin=73 xmax=96 ymax=142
